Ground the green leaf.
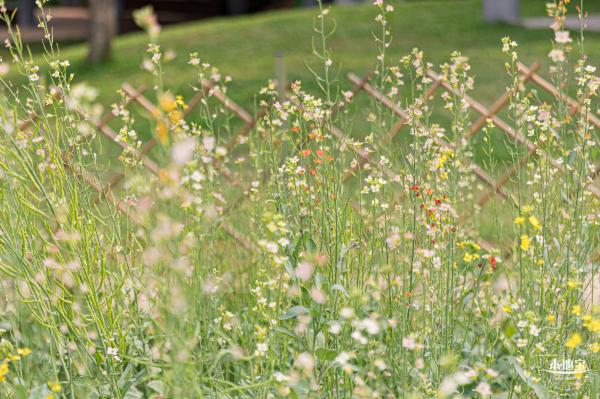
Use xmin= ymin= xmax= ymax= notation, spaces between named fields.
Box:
xmin=280 ymin=305 xmax=310 ymax=320
xmin=306 ymin=237 xmax=317 ymax=253
xmin=147 ymin=380 xmax=165 ymax=394
xmin=123 ymin=386 xmax=144 ymax=399
xmin=510 ymin=357 xmax=549 ymax=399
xmin=331 ymin=284 xmax=349 ymax=298
xmin=315 ymin=347 xmax=337 ymax=361
xmin=274 ymin=326 xmax=299 ymax=341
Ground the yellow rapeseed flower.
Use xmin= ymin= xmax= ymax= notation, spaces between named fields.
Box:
xmin=528 ymin=215 xmax=541 ymax=230
xmin=591 ymin=342 xmax=600 ymax=353
xmin=520 ymin=235 xmax=531 ymax=251
xmin=514 ymin=216 xmax=525 ymax=225
xmin=572 ymin=305 xmax=581 ymax=316
xmin=17 ymin=348 xmax=31 ymax=357
xmin=565 ymin=333 xmax=582 ymax=349
xmin=48 ymin=381 xmax=61 ymax=392
xmin=584 ymin=318 xmax=600 ymax=333
xmin=0 ymin=362 xmax=8 ymax=381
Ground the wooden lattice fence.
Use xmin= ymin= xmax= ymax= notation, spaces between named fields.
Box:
xmin=71 ymin=61 xmax=599 ymax=257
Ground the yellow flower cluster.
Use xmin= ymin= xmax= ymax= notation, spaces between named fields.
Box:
xmin=458 ymin=241 xmax=481 ymax=263
xmin=513 ymin=207 xmax=542 ymax=252
xmin=514 ymin=214 xmax=541 ymax=230
xmin=583 ymin=315 xmax=600 ymax=333
xmin=156 ymin=92 xmax=187 ymax=145
xmin=0 ymin=347 xmax=32 ymax=382
xmin=520 ymin=235 xmax=531 ymax=251
xmin=565 ymin=332 xmax=582 ymax=349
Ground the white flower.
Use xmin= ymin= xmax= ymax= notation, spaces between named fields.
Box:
xmin=295 ymin=261 xmax=313 ymax=281
xmin=335 ymin=351 xmax=351 ymax=365
xmin=475 ymin=381 xmax=492 ymax=396
xmin=554 ymin=31 xmax=572 ymax=44
xmin=548 ymin=49 xmax=565 ymax=63
xmin=465 ymin=369 xmax=478 ymax=380
xmin=362 ymin=318 xmax=380 ymax=335
xmin=374 ymin=359 xmax=386 ymax=370
xmin=310 ymin=287 xmax=326 ymax=304
xmin=516 ymin=338 xmax=528 ymax=348
xmin=255 ymin=342 xmax=268 ymax=357
xmin=438 ymin=376 xmax=457 ymax=398
xmin=202 ymin=136 xmax=216 ymax=152
xmin=106 ymin=346 xmax=121 ymax=362
xmin=340 ymin=307 xmax=354 ymax=319
xmin=415 ymin=358 xmax=424 ymax=369
xmin=351 ymin=330 xmax=367 ymax=345
xmin=171 ymin=137 xmax=196 ymax=166
xmin=215 ymin=146 xmax=227 ymax=157
xmin=529 ymin=324 xmax=540 ymax=336
xmin=486 ymin=368 xmax=499 ymax=378
xmin=294 ymin=352 xmax=314 ymax=374
xmin=402 ymin=336 xmax=416 ymax=350
xmin=328 ymin=322 xmax=341 ymax=335
xmin=273 ymin=372 xmax=288 ymax=382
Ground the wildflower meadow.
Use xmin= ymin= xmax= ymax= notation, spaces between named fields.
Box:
xmin=0 ymin=0 xmax=598 ymax=398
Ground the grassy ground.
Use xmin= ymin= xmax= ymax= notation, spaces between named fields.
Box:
xmin=10 ymin=0 xmax=598 ymax=109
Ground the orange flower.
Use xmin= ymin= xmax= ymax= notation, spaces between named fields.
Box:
xmin=158 ymin=93 xmax=177 ymax=112
xmin=169 ymin=110 xmax=183 ymax=124
xmin=301 ymin=149 xmax=311 ymax=157
xmin=159 ymin=92 xmax=177 ymax=112
xmin=156 ymin=120 xmax=169 ymax=145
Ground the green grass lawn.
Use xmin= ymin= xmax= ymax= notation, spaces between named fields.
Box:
xmin=14 ymin=0 xmax=598 ymax=109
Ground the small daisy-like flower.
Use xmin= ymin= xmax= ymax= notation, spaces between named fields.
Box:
xmin=106 ymin=346 xmax=121 ymax=362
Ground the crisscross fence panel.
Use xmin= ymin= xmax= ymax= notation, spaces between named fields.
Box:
xmin=68 ymin=60 xmax=598 ymax=258
xmin=340 ymin=62 xmax=600 ymax=255
xmin=73 ymin=79 xmax=263 ymax=253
